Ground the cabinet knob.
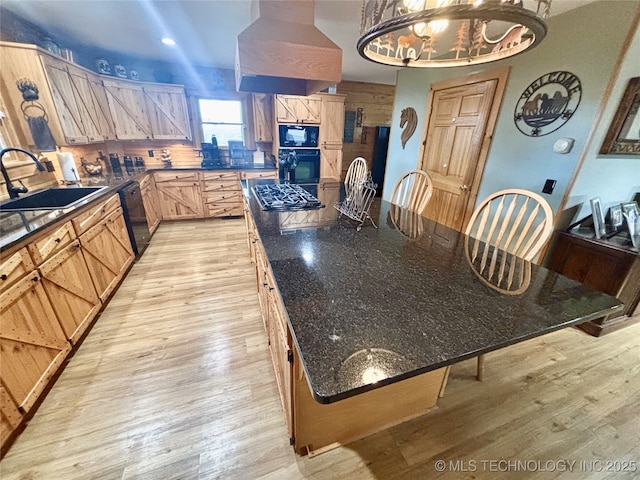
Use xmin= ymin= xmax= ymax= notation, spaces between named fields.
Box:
xmin=55 ymin=238 xmax=61 ymax=243
xmin=0 ymin=274 xmax=7 ymax=281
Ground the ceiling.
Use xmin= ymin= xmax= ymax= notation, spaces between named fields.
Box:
xmin=2 ymin=0 xmax=595 ymax=86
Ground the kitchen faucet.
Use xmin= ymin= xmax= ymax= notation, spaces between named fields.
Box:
xmin=0 ymin=147 xmax=46 ymax=199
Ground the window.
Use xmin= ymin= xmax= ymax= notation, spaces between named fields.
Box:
xmin=198 ymin=99 xmax=244 ymax=146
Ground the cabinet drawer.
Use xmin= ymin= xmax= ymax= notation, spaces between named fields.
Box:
xmin=0 ymin=248 xmax=35 ymax=293
xmin=202 ymin=181 xmax=241 ymax=193
xmin=201 ymin=171 xmax=239 ymax=182
xmin=154 ymin=171 xmax=198 ymax=183
xmin=28 ymin=221 xmax=76 ymax=265
xmin=72 ymin=194 xmax=121 ymax=235
xmin=204 ymin=190 xmax=243 ymax=204
xmin=240 ymin=170 xmax=278 ymax=180
xmin=207 ymin=204 xmax=245 ymax=217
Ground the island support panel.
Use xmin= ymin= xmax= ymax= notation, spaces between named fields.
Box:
xmin=292 ymin=348 xmax=447 ymax=457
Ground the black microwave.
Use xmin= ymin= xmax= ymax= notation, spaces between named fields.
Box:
xmin=279 ymin=124 xmax=319 ymax=148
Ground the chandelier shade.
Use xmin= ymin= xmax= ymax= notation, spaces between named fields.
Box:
xmin=358 ymin=0 xmax=551 ymax=68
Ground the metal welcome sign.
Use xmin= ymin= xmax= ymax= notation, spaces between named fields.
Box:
xmin=514 ymin=71 xmax=582 ymax=137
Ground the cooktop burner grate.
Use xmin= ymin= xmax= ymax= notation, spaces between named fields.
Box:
xmin=252 ymin=184 xmax=324 ymax=211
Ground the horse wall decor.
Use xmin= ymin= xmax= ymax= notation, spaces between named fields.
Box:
xmin=400 ymin=107 xmax=417 ymax=149
xmin=514 ymin=71 xmax=582 ymax=137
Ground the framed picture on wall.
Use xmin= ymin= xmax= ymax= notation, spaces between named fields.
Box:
xmin=590 ymin=197 xmax=606 ymax=239
xmin=600 ymin=77 xmax=640 ymax=155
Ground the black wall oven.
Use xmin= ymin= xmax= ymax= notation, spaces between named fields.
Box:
xmin=278 ymin=149 xmax=320 ymax=183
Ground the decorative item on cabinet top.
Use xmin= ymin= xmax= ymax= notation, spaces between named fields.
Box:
xmin=95 ymin=58 xmax=111 ymax=75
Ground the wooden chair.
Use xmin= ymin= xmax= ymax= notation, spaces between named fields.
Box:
xmin=389 ymin=170 xmax=433 ymax=213
xmin=464 ymin=188 xmax=554 ymax=381
xmin=344 ymin=157 xmax=368 ymax=194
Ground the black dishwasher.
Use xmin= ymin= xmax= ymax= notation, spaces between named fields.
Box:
xmin=118 ymin=181 xmax=150 ymax=258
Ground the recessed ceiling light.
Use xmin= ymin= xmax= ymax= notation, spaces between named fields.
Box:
xmin=161 ymin=37 xmax=176 ymax=46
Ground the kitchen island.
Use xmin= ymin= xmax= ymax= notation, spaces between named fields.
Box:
xmin=243 ymin=178 xmax=623 ymax=456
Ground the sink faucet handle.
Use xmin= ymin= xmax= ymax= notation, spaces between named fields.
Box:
xmin=13 ymin=179 xmax=28 ymax=195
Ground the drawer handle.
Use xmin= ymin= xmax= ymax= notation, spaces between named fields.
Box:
xmin=32 ymin=276 xmax=39 ymax=283
xmin=1 ymin=274 xmax=7 ymax=281
xmin=55 ymin=238 xmax=61 ymax=243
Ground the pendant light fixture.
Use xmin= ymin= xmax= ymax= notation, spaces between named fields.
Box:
xmin=358 ymin=0 xmax=551 ymax=68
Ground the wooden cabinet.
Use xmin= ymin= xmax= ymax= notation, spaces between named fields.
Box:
xmin=38 ymin=240 xmax=101 ymax=344
xmin=201 ymin=172 xmax=243 ymax=217
xmin=103 ymin=79 xmax=153 ymax=140
xmin=319 ymin=95 xmax=345 ymax=180
xmin=0 ymin=248 xmax=35 ymax=292
xmin=143 ymin=84 xmax=191 ymax=141
xmin=240 ymin=170 xmax=278 ymax=180
xmin=0 ymin=271 xmax=71 ymax=413
xmin=1 ymin=384 xmax=23 ymax=452
xmin=27 ymin=221 xmax=76 ymax=264
xmin=79 ymin=207 xmax=134 ymax=301
xmin=154 ymin=171 xmax=204 ymax=219
xmin=253 ymin=93 xmax=273 ymax=142
xmin=546 ymin=231 xmax=640 ymax=336
xmin=66 ymin=63 xmax=116 ymax=142
xmin=0 ymin=42 xmax=117 ymax=146
xmin=275 ymin=95 xmax=321 ymax=124
xmin=72 ymin=193 xmax=122 ymax=235
xmin=139 ymin=174 xmax=161 ymax=234
xmin=40 ymin=54 xmax=88 ymax=144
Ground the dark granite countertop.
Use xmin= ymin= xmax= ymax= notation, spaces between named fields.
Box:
xmin=244 ymin=179 xmax=624 ymax=404
xmin=1 ymin=166 xmax=277 ymax=250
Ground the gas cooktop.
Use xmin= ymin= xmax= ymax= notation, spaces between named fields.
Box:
xmin=252 ymin=184 xmax=324 ymax=211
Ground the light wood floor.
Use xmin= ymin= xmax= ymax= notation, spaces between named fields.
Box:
xmin=2 ymin=219 xmax=639 ymax=479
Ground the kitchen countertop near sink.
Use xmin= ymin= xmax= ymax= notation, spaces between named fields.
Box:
xmin=1 ymin=166 xmax=277 ymax=250
xmin=244 ymin=179 xmax=623 ymax=404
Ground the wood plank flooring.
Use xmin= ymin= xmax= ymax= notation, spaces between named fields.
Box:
xmin=1 ymin=218 xmax=639 ymax=479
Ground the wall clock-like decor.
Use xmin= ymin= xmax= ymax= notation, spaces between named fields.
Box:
xmin=514 ymin=71 xmax=582 ymax=137
xmin=400 ymin=107 xmax=417 ymax=148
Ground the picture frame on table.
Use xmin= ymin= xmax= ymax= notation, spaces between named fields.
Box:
xmin=607 ymin=204 xmax=624 ymax=229
xmin=590 ymin=197 xmax=606 ymax=239
xmin=621 ymin=201 xmax=639 ymax=216
xmin=599 ymin=77 xmax=640 ymax=155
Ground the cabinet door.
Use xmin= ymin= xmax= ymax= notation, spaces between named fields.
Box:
xmin=0 ymin=248 xmax=35 ymax=293
xmin=80 ymin=207 xmax=134 ymax=301
xmin=0 ymin=271 xmax=71 ymax=412
xmin=1 ymin=384 xmax=23 ymax=451
xmin=140 ymin=175 xmax=161 ymax=233
xmin=40 ymin=55 xmax=88 ymax=144
xmin=142 ymin=84 xmax=191 ymax=140
xmin=39 ymin=240 xmax=100 ymax=344
xmin=27 ymin=221 xmax=76 ymax=265
xmin=103 ymin=79 xmax=153 ymax=140
xmin=253 ymin=93 xmax=273 ymax=142
xmin=72 ymin=193 xmax=121 ymax=236
xmin=67 ymin=64 xmax=116 ymax=142
xmin=275 ymin=95 xmax=321 ymax=124
xmin=320 ymin=95 xmax=345 ymax=180
xmin=155 ymin=180 xmax=204 ymax=219
xmin=268 ymin=290 xmax=293 ymax=438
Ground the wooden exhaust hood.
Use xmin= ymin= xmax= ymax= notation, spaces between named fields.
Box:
xmin=235 ymin=0 xmax=342 ymax=96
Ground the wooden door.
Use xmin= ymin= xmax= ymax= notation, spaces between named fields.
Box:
xmin=40 ymin=55 xmax=88 ymax=144
xmin=103 ymin=79 xmax=152 ymax=140
xmin=67 ymin=65 xmax=115 ymax=142
xmin=39 ymin=240 xmax=100 ymax=344
xmin=268 ymin=300 xmax=293 ymax=438
xmin=142 ymin=84 xmax=191 ymax=140
xmin=420 ymin=68 xmax=509 ymax=231
xmin=0 ymin=271 xmax=71 ymax=412
xmin=80 ymin=208 xmax=134 ymax=301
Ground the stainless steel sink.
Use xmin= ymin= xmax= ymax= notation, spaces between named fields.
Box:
xmin=0 ymin=187 xmax=107 ymax=211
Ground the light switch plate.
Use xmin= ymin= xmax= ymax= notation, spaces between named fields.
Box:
xmin=543 ymin=179 xmax=557 ymax=194
xmin=553 ymin=138 xmax=574 ymax=154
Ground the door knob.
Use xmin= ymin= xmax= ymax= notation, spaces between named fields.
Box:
xmin=460 ymin=184 xmax=469 ymax=191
